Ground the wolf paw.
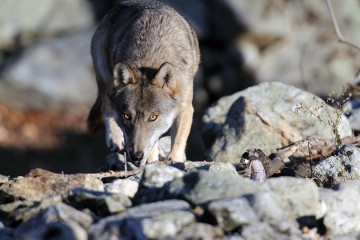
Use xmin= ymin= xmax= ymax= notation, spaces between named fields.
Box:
xmin=168 ymin=151 xmax=186 ymax=163
xmin=106 ymin=126 xmax=125 ymax=152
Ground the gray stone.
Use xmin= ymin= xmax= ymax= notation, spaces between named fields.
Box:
xmin=0 ymin=0 xmax=93 ymax=50
xmin=104 ymin=178 xmax=139 ymax=198
xmin=0 ymin=175 xmax=8 ymax=184
xmin=2 ymin=29 xmax=97 ymax=109
xmin=203 ymin=82 xmax=352 ymax=162
xmin=63 ymin=188 xmax=132 ymax=216
xmin=175 ymin=223 xmax=225 ymax=240
xmin=89 ymin=200 xmax=195 ymax=240
xmin=2 ymin=196 xmax=61 ymax=226
xmin=208 ymin=198 xmax=258 ymax=232
xmin=320 ymin=181 xmax=360 ymax=235
xmin=0 ymin=169 xmax=104 ymax=203
xmin=134 ymin=164 xmax=184 ymax=204
xmin=15 ymin=203 xmax=92 ymax=238
xmin=0 ymin=227 xmax=14 ymax=240
xmin=265 ymin=177 xmax=319 ymax=219
xmin=15 ymin=221 xmax=87 ymax=240
xmin=313 ymin=144 xmax=360 ymax=187
xmin=167 ymin=171 xmax=266 ymax=205
xmin=348 ymin=106 xmax=360 ymax=131
xmin=234 ymin=1 xmax=360 ymax=96
xmin=323 ymin=211 xmax=360 ymax=236
xmin=245 ymin=192 xmax=287 ymax=224
xmin=208 ymin=162 xmax=238 ymax=175
xmin=140 ymin=164 xmax=184 ymax=189
xmin=0 ymin=200 xmax=34 ymax=225
xmin=241 ymin=222 xmax=302 ymax=240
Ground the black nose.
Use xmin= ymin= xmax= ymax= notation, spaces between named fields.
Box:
xmin=131 ymin=151 xmax=144 ymax=160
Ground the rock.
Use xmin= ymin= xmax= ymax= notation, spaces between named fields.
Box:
xmin=89 ymin=200 xmax=195 ymax=239
xmin=324 ymin=211 xmax=360 ymax=236
xmin=208 ymin=162 xmax=238 ymax=175
xmin=241 ymin=221 xmax=302 ymax=240
xmin=203 ymin=82 xmax=352 ymax=162
xmin=0 ymin=0 xmax=93 ymax=50
xmin=166 ymin=171 xmax=266 ymax=205
xmin=175 ymin=223 xmax=225 ymax=239
xmin=0 ymin=175 xmax=8 ymax=184
xmin=234 ymin=1 xmax=360 ymax=95
xmin=15 ymin=203 xmax=92 ymax=239
xmin=320 ymin=181 xmax=360 ymax=235
xmin=140 ymin=164 xmax=184 ymax=189
xmin=104 ymin=178 xmax=139 ymax=198
xmin=1 ymin=197 xmax=61 ymax=226
xmin=0 ymin=169 xmax=104 ymax=203
xmin=264 ymin=177 xmax=319 ymax=219
xmin=133 ymin=164 xmax=184 ymax=204
xmin=244 ymin=192 xmax=286 ymax=224
xmin=2 ymin=29 xmax=97 ymax=110
xmin=63 ymin=188 xmax=131 ymax=216
xmin=207 ymin=198 xmax=258 ymax=232
xmin=16 ymin=221 xmax=88 ymax=240
xmin=0 ymin=227 xmax=14 ymax=240
xmin=313 ymin=144 xmax=360 ymax=187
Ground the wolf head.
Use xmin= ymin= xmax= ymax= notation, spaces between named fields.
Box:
xmin=110 ymin=62 xmax=178 ymax=160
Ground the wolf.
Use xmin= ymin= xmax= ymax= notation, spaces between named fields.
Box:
xmin=87 ymin=0 xmax=200 ymax=165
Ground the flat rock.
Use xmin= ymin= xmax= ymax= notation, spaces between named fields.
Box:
xmin=89 ymin=200 xmax=195 ymax=240
xmin=63 ymin=188 xmax=131 ymax=216
xmin=175 ymin=222 xmax=225 ymax=239
xmin=320 ymin=181 xmax=360 ymax=236
xmin=166 ymin=171 xmax=266 ymax=205
xmin=264 ymin=177 xmax=319 ymax=219
xmin=0 ymin=0 xmax=93 ymax=50
xmin=15 ymin=203 xmax=92 ymax=238
xmin=15 ymin=221 xmax=87 ymax=240
xmin=2 ymin=29 xmax=97 ymax=109
xmin=313 ymin=144 xmax=360 ymax=187
xmin=203 ymin=82 xmax=352 ymax=162
xmin=208 ymin=198 xmax=258 ymax=232
xmin=0 ymin=169 xmax=104 ymax=203
xmin=104 ymin=178 xmax=139 ymax=198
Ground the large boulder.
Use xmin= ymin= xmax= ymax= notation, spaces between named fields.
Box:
xmin=203 ymin=82 xmax=352 ymax=162
xmin=0 ymin=0 xmax=93 ymax=51
xmin=2 ymin=29 xmax=97 ymax=110
xmin=234 ymin=0 xmax=360 ymax=95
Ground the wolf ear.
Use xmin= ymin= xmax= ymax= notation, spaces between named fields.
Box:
xmin=152 ymin=63 xmax=176 ymax=95
xmin=113 ymin=62 xmax=135 ymax=87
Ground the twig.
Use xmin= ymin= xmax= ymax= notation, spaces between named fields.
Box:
xmin=89 ymin=159 xmax=174 ymax=179
xmin=325 ymin=0 xmax=360 ymax=52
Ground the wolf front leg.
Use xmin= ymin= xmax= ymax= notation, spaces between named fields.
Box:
xmin=168 ymin=104 xmax=194 ymax=162
xmin=102 ymin=97 xmax=125 ymax=152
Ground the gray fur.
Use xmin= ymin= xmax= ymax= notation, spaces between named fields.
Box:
xmin=88 ymin=0 xmax=200 ymax=163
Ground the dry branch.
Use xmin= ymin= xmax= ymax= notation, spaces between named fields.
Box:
xmin=325 ymin=0 xmax=360 ymax=52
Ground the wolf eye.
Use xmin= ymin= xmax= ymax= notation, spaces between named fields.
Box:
xmin=123 ymin=113 xmax=131 ymax=120
xmin=149 ymin=115 xmax=158 ymax=122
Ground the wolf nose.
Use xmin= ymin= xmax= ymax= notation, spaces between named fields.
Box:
xmin=131 ymin=151 xmax=144 ymax=160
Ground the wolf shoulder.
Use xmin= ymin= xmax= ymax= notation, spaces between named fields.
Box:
xmin=91 ymin=0 xmax=200 ymax=74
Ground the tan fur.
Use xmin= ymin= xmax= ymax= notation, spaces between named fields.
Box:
xmin=88 ymin=0 xmax=200 ymax=164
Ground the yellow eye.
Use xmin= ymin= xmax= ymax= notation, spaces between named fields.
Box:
xmin=123 ymin=113 xmax=131 ymax=120
xmin=149 ymin=115 xmax=157 ymax=121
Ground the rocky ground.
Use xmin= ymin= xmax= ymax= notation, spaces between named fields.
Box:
xmin=1 ymin=1 xmax=360 ymax=239
xmin=2 ymin=82 xmax=360 ymax=239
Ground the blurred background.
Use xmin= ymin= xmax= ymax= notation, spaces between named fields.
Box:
xmin=0 ymin=0 xmax=359 ymax=177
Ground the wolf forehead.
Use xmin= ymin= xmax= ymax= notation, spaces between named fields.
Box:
xmin=113 ymin=84 xmax=177 ymax=113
